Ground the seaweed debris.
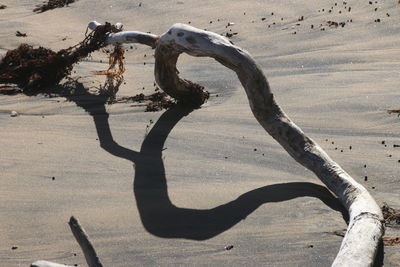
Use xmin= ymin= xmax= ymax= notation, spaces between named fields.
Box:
xmin=387 ymin=109 xmax=400 ymax=116
xmin=382 ymin=202 xmax=400 ymax=228
xmin=114 ymin=92 xmax=176 ymax=112
xmin=34 ymin=0 xmax=76 ymax=13
xmin=0 ymin=22 xmax=123 ymax=94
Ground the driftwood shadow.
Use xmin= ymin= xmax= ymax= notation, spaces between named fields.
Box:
xmin=59 ymin=80 xmax=348 ymax=241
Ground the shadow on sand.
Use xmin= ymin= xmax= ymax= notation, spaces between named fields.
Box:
xmin=53 ymin=79 xmax=384 ymax=266
xmin=54 ymin=80 xmax=353 ymax=241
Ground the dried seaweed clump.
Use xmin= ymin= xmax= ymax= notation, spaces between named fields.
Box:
xmin=34 ymin=0 xmax=76 ymax=13
xmin=382 ymin=202 xmax=400 ymax=228
xmin=115 ymin=92 xmax=176 ymax=112
xmin=0 ymin=22 xmax=123 ymax=94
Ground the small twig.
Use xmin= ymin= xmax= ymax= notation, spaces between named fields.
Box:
xmin=68 ymin=216 xmax=103 ymax=267
xmin=383 ymin=236 xmax=400 ymax=246
xmin=387 ymin=109 xmax=400 ymax=117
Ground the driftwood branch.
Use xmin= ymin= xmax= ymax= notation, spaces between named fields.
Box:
xmin=68 ymin=216 xmax=103 ymax=267
xmin=151 ymin=23 xmax=384 ymax=266
xmin=150 ymin=23 xmax=384 ymax=266
xmin=31 ymin=216 xmax=102 ymax=267
xmin=89 ymin=21 xmax=158 ymax=48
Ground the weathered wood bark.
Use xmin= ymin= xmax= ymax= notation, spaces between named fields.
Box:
xmin=86 ymin=22 xmax=384 ymax=266
xmin=69 ymin=216 xmax=103 ymax=267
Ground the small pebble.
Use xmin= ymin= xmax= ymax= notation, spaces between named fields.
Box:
xmin=364 ymin=176 xmax=368 ymax=181
xmin=11 ymin=246 xmax=18 ymax=250
xmin=349 ymin=146 xmax=352 ymax=150
xmin=225 ymin=245 xmax=234 ymax=250
xmin=10 ymin=111 xmax=18 ymax=117
xmin=308 ymin=245 xmax=314 ymax=248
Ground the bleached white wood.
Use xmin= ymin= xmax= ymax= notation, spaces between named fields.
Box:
xmin=30 ymin=261 xmax=73 ymax=267
xmin=153 ymin=23 xmax=384 ymax=267
xmin=88 ymin=21 xmax=158 ymax=48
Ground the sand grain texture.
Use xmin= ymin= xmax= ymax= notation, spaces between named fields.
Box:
xmin=1 ymin=0 xmax=400 ymax=266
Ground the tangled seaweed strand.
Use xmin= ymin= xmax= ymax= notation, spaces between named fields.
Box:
xmin=34 ymin=0 xmax=76 ymax=13
xmin=114 ymin=92 xmax=176 ymax=112
xmin=94 ymin=43 xmax=126 ymax=102
xmin=0 ymin=22 xmax=123 ymax=94
xmin=382 ymin=203 xmax=400 ymax=228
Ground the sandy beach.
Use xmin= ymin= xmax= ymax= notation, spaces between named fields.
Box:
xmin=1 ymin=0 xmax=400 ymax=266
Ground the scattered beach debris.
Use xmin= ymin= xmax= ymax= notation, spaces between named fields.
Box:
xmin=0 ymin=85 xmax=21 ymax=94
xmin=114 ymin=92 xmax=176 ymax=112
xmin=383 ymin=236 xmax=400 ymax=246
xmin=224 ymin=245 xmax=234 ymax=250
xmin=15 ymin=31 xmax=27 ymax=37
xmin=0 ymin=4 xmax=6 ymax=9
xmin=33 ymin=0 xmax=76 ymax=13
xmin=225 ymin=32 xmax=238 ymax=38
xmin=382 ymin=203 xmax=400 ymax=227
xmin=387 ymin=109 xmax=400 ymax=116
xmin=0 ymin=22 xmax=123 ymax=95
xmin=327 ymin=21 xmax=346 ymax=28
xmin=331 ymin=229 xmax=346 ymax=237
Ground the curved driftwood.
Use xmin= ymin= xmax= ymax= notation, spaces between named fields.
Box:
xmin=91 ymin=22 xmax=384 ymax=266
